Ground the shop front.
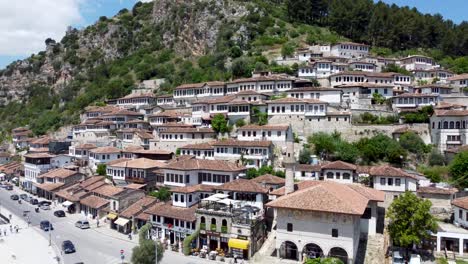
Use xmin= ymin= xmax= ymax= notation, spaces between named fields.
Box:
xmin=228 ymin=238 xmax=249 ymax=259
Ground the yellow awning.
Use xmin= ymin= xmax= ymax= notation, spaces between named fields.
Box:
xmin=228 ymin=238 xmax=249 ymax=250
xmin=107 ymin=212 xmax=118 ymax=220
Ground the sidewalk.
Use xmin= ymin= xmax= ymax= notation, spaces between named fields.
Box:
xmin=0 ymin=207 xmax=61 ymax=264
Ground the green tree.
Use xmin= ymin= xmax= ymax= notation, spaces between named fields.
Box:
xmin=387 ymin=192 xmax=437 ymax=251
xmin=299 ymin=147 xmax=312 ymax=164
xmin=231 ymin=57 xmax=252 ymax=78
xmin=335 ymin=141 xmax=359 ymax=163
xmin=212 ymin=114 xmax=230 ymax=134
xmin=131 ymin=223 xmax=164 ymax=264
xmin=235 ymin=119 xmax=246 ymax=127
xmin=149 ymin=187 xmax=171 ymax=202
xmin=305 ymin=257 xmax=344 ymax=264
xmin=308 ymin=132 xmax=339 ymax=159
xmin=428 ymin=150 xmax=445 ymax=166
xmin=399 ymin=132 xmax=429 ymax=156
xmin=281 ymin=42 xmax=296 ymax=58
xmin=450 ymin=151 xmax=468 ymax=188
xmin=96 ymin=164 xmax=107 ymax=176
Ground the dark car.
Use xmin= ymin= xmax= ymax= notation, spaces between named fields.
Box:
xmin=62 ymin=240 xmax=76 ymax=254
xmin=30 ymin=198 xmax=39 ymax=205
xmin=10 ymin=194 xmax=19 ymax=200
xmin=40 ymin=220 xmax=53 ymax=231
xmin=54 ymin=210 xmax=66 ymax=217
xmin=39 ymin=200 xmax=52 ymax=206
xmin=5 ymin=185 xmax=13 ymax=190
xmin=19 ymin=194 xmax=28 ymax=200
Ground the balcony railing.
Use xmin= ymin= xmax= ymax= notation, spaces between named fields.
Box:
xmin=210 ymin=224 xmax=217 ymax=232
xmin=200 ymin=223 xmax=206 ymax=230
xmin=221 ymin=226 xmax=228 ymax=233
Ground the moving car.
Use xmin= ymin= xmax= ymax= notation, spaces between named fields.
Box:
xmin=10 ymin=194 xmax=19 ymax=200
xmin=53 ymin=210 xmax=66 ymax=217
xmin=75 ymin=220 xmax=90 ymax=229
xmin=40 ymin=220 xmax=53 ymax=231
xmin=61 ymin=240 xmax=76 ymax=254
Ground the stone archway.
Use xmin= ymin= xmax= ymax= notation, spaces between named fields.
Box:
xmin=280 ymin=241 xmax=298 ymax=260
xmin=329 ymin=247 xmax=348 ymax=263
xmin=303 ymin=243 xmax=324 ymax=259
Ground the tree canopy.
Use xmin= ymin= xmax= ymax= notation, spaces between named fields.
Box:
xmin=387 ymin=192 xmax=437 ymax=249
xmin=149 ymin=187 xmax=172 ymax=202
xmin=450 ymin=151 xmax=468 ymax=188
xmin=131 ymin=223 xmax=164 ymax=264
xmin=211 ymin=114 xmax=230 ymax=134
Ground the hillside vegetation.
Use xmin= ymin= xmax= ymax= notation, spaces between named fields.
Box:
xmin=0 ymin=0 xmax=466 ymax=138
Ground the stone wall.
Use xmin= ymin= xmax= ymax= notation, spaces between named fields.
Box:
xmin=342 ymin=123 xmax=431 ymax=143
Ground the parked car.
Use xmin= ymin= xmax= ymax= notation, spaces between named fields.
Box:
xmin=10 ymin=194 xmax=19 ymax=200
xmin=5 ymin=185 xmax=13 ymax=190
xmin=30 ymin=198 xmax=39 ymax=205
xmin=40 ymin=220 xmax=53 ymax=231
xmin=54 ymin=210 xmax=66 ymax=217
xmin=392 ymin=251 xmax=405 ymax=264
xmin=40 ymin=204 xmax=50 ymax=210
xmin=409 ymin=254 xmax=421 ymax=264
xmin=24 ymin=196 xmax=32 ymax=202
xmin=39 ymin=200 xmax=52 ymax=206
xmin=75 ymin=220 xmax=90 ymax=229
xmin=61 ymin=240 xmax=76 ymax=254
xmin=20 ymin=194 xmax=28 ymax=200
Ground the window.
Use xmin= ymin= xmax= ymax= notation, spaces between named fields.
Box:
xmin=174 ymin=194 xmax=178 ymax=202
xmin=459 ymin=209 xmax=462 ymax=219
xmin=181 ymin=195 xmax=185 ymax=203
xmin=362 ymin=208 xmax=372 ymax=219
xmin=332 ymin=229 xmax=338 ymax=237
xmin=326 ymin=172 xmax=333 ymax=179
xmin=387 ymin=178 xmax=393 ymax=186
xmin=287 ymin=223 xmax=293 ymax=232
xmin=380 ymin=177 xmax=385 ymax=185
xmin=343 ymin=173 xmax=350 ymax=180
xmin=395 ymin=179 xmax=401 ymax=186
xmin=189 ymin=195 xmax=192 ymax=203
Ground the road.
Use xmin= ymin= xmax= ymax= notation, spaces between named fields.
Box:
xmin=0 ymin=186 xmax=231 ymax=264
xmin=0 ymin=187 xmax=135 ymax=264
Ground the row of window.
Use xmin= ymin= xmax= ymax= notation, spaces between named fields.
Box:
xmin=396 ymin=97 xmax=435 ymax=104
xmin=290 ymin=93 xmax=321 ymax=99
xmin=181 ymin=150 xmax=214 ymax=157
xmin=241 ymin=130 xmax=282 ymax=137
xmin=433 ymin=121 xmax=466 ymax=129
xmin=117 ymin=98 xmax=153 ymax=104
xmin=379 ymin=177 xmax=402 ymax=186
xmin=270 ymin=104 xmax=326 ymax=113
xmin=174 ymin=193 xmax=194 ymax=203
xmin=198 ymin=173 xmax=230 ymax=183
xmin=166 ymin=173 xmax=189 ymax=184
xmin=286 ymin=223 xmax=340 ymax=238
xmin=325 ymin=172 xmax=351 ymax=180
xmin=339 ymin=44 xmax=368 ymax=51
xmin=153 ymin=215 xmax=195 ymax=230
xmin=447 ymin=135 xmax=461 ymax=142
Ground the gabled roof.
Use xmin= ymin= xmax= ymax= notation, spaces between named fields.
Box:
xmin=251 ymin=174 xmax=285 ymax=185
xmin=215 ymin=178 xmax=269 ymax=194
xmin=296 ymin=163 xmax=321 ymax=172
xmin=369 ymin=165 xmax=417 ymax=179
xmin=171 ymin=184 xmax=216 ymax=194
xmin=145 ymin=202 xmax=197 ymax=222
xmin=448 ymin=73 xmax=468 ymax=81
xmin=266 ymin=97 xmax=325 ymax=104
xmin=237 ymin=124 xmax=289 ymax=131
xmin=109 ymin=158 xmax=166 ymax=169
xmin=179 ymin=142 xmax=215 ymax=150
xmin=119 ymin=196 xmax=158 ymax=219
xmin=452 ymin=196 xmax=468 ymax=210
xmin=93 ymin=185 xmax=125 ymax=197
xmin=434 ymin=109 xmax=468 ymax=117
xmin=321 ymin=160 xmax=356 ymax=171
xmin=80 ymin=195 xmax=109 ymax=209
xmin=90 ymin=146 xmax=121 ymax=154
xmin=175 ymin=81 xmax=225 ymax=90
xmin=37 ymin=168 xmax=79 ymax=179
xmin=266 ymin=181 xmax=384 ymax=215
xmin=417 ymin=186 xmax=458 ymax=195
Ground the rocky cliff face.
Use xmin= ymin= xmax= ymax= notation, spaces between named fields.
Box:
xmin=152 ymin=0 xmax=248 ymax=56
xmin=0 ymin=0 xmax=251 ymax=106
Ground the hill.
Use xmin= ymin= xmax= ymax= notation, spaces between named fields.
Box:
xmin=0 ymin=0 xmax=466 ymax=138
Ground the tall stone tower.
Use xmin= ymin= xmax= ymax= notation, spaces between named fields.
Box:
xmin=283 ymin=141 xmax=296 ymax=195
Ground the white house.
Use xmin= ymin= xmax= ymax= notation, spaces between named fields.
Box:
xmin=179 ymin=142 xmax=215 ymax=160
xmin=89 ymin=146 xmax=123 ymax=171
xmin=392 ymin=93 xmax=440 ymax=109
xmin=267 ymin=180 xmax=384 ymax=263
xmin=152 ymin=127 xmax=216 ymax=153
xmin=236 ymin=124 xmax=293 ymax=143
xmin=211 ymin=139 xmax=273 ymax=168
xmin=173 ymin=81 xmax=226 ymax=107
xmin=412 ymin=69 xmax=454 ymax=84
xmin=370 ymin=165 xmax=418 ymax=204
xmin=23 ymin=152 xmax=56 ymax=193
xmin=115 ymin=92 xmax=156 ymax=109
xmin=286 ymin=87 xmax=342 ymax=105
xmin=267 ymin=97 xmax=328 ymax=117
xmin=399 ymin=55 xmax=437 ymax=71
xmin=430 ymin=109 xmax=468 ymax=152
xmin=330 ymin=42 xmax=370 ymax=58
xmin=448 ymin=74 xmax=468 ymax=93
xmin=320 ymin=161 xmax=357 ymax=184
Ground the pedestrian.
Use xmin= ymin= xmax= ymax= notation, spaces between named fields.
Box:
xmin=128 ymin=233 xmax=132 ymax=240
xmin=3 ymin=228 xmax=7 ymax=236
xmin=9 ymin=225 xmax=12 ymax=233
xmin=9 ymin=214 xmax=12 ymax=220
xmin=96 ymin=219 xmax=99 ymax=228
xmin=15 ymin=225 xmax=18 ymax=233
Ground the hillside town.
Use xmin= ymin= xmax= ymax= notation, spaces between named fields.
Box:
xmin=0 ymin=38 xmax=467 ymax=264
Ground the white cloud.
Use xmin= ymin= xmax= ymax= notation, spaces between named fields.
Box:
xmin=0 ymin=0 xmax=83 ymax=56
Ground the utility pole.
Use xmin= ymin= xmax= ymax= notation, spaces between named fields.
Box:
xmin=148 ymin=228 xmax=157 ymax=264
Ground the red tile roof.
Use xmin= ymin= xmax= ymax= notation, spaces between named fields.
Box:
xmin=215 ymin=178 xmax=269 ymax=193
xmin=171 ymin=184 xmax=216 ymax=194
xmin=164 ymin=158 xmax=246 ymax=172
xmin=369 ymin=165 xmax=417 ymax=179
xmin=237 ymin=124 xmax=289 ymax=131
xmin=250 ymin=174 xmax=285 ymax=185
xmin=145 ymin=202 xmax=197 ymax=222
xmin=211 ymin=139 xmax=272 ymax=148
xmin=321 ymin=160 xmax=356 ymax=171
xmin=452 ymin=196 xmax=468 ymax=210
xmin=37 ymin=168 xmax=79 ymax=179
xmin=80 ymin=195 xmax=109 ymax=209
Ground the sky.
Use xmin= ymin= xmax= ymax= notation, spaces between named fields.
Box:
xmin=0 ymin=0 xmax=466 ymax=70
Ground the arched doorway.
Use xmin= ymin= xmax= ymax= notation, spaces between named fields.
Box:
xmin=280 ymin=241 xmax=298 ymax=260
xmin=303 ymin=243 xmax=324 ymax=259
xmin=329 ymin=247 xmax=348 ymax=263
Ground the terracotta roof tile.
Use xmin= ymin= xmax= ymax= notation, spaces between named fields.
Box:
xmin=237 ymin=124 xmax=289 ymax=131
xmin=215 ymin=178 xmax=268 ymax=193
xmin=267 ymin=181 xmax=384 ymax=215
xmin=171 ymin=184 xmax=216 ymax=194
xmin=452 ymin=196 xmax=468 ymax=210
xmin=90 ymin=146 xmax=122 ymax=154
xmin=369 ymin=165 xmax=417 ymax=179
xmin=93 ymin=185 xmax=125 ymax=197
xmin=74 ymin=143 xmax=97 ymax=150
xmin=434 ymin=109 xmax=468 ymax=117
xmin=119 ymin=196 xmax=158 ymax=219
xmin=418 ymin=186 xmax=458 ymax=195
xmin=145 ymin=202 xmax=197 ymax=222
xmin=296 ymin=164 xmax=321 ymax=172
xmin=250 ymin=174 xmax=285 ymax=185
xmin=80 ymin=195 xmax=109 ymax=209
xmin=175 ymin=81 xmax=225 ymax=90
xmin=34 ymin=182 xmax=64 ymax=192
xmin=180 ymin=142 xmax=215 ymax=150
xmin=321 ymin=160 xmax=356 ymax=171
xmin=24 ymin=152 xmax=56 ymax=159
xmin=37 ymin=168 xmax=79 ymax=179
xmin=109 ymin=158 xmax=166 ymax=169
xmin=270 ymin=181 xmax=319 ymax=196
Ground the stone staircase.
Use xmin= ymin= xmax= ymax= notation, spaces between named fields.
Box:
xmin=356 ymin=234 xmax=385 ymax=264
xmin=251 ymin=230 xmax=278 ymax=264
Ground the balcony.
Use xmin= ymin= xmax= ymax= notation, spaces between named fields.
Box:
xmin=210 ymin=224 xmax=217 ymax=232
xmin=126 ymin=177 xmax=147 ymax=184
xmin=200 ymin=223 xmax=206 ymax=230
xmin=221 ymin=226 xmax=228 ymax=233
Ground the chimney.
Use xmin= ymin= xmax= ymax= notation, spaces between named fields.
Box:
xmin=283 ymin=142 xmax=296 ymax=195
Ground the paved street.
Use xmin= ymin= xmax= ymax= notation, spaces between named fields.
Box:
xmin=0 ymin=186 xmax=236 ymax=264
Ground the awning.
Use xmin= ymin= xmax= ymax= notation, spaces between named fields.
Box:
xmin=107 ymin=212 xmax=118 ymax=220
xmin=228 ymin=239 xmax=249 ymax=250
xmin=62 ymin=201 xmax=73 ymax=207
xmin=114 ymin=217 xmax=130 ymax=226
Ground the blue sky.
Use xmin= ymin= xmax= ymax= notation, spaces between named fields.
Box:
xmin=0 ymin=0 xmax=466 ymax=70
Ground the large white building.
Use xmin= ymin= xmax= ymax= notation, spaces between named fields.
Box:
xmin=370 ymin=165 xmax=418 ymax=204
xmin=430 ymin=109 xmax=468 ymax=152
xmin=330 ymin=42 xmax=370 ymax=58
xmin=267 ymin=181 xmax=384 ymax=263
